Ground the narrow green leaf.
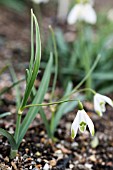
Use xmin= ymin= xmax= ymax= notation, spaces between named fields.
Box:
xmin=29 ymin=9 xmax=34 ymax=71
xmin=18 ymin=55 xmax=53 ymax=146
xmin=9 ymin=65 xmax=21 ymax=109
xmin=49 ymin=26 xmax=58 ymax=101
xmin=51 ymin=82 xmax=73 ymax=134
xmin=93 ymin=72 xmax=113 ymax=80
xmin=0 ymin=128 xmax=17 ymax=150
xmin=20 ymin=11 xmax=41 ymax=109
xmin=0 ymin=112 xmax=11 ymax=118
xmin=0 ymin=65 xmax=9 ymax=76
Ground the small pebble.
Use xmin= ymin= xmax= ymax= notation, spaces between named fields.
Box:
xmin=11 ymin=161 xmax=18 ymax=170
xmin=43 ymin=163 xmax=49 ymax=170
xmin=69 ymin=164 xmax=74 ymax=169
xmin=85 ymin=163 xmax=93 ymax=169
xmin=71 ymin=142 xmax=78 ymax=148
xmin=37 ymin=158 xmax=41 ymax=163
xmin=49 ymin=159 xmax=56 ymax=167
xmin=25 ymin=148 xmax=29 ymax=154
xmin=89 ymin=155 xmax=96 ymax=162
xmin=4 ymin=156 xmax=9 ymax=162
xmin=35 ymin=151 xmax=41 ymax=157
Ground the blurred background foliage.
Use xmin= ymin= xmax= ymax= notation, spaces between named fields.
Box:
xmin=0 ymin=0 xmax=26 ymax=11
xmin=0 ymin=0 xmax=113 ymax=97
xmin=43 ymin=12 xmax=113 ymax=95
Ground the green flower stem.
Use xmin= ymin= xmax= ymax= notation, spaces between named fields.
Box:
xmin=77 ymin=88 xmax=96 ymax=95
xmin=49 ymin=25 xmax=58 ymax=101
xmin=14 ymin=113 xmax=22 ymax=143
xmin=21 ymin=99 xmax=78 ymax=111
xmin=62 ymin=54 xmax=100 ymax=100
xmin=84 ymin=49 xmax=92 ymax=98
xmin=0 ymin=64 xmax=9 ymax=76
xmin=50 ymin=111 xmax=55 ymax=137
xmin=80 ymin=25 xmax=91 ymax=98
xmin=73 ymin=55 xmax=100 ymax=92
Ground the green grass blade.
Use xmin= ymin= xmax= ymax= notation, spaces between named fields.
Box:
xmin=0 ymin=112 xmax=11 ymax=118
xmin=0 ymin=128 xmax=17 ymax=150
xmin=18 ymin=55 xmax=53 ymax=146
xmin=29 ymin=9 xmax=34 ymax=71
xmin=49 ymin=26 xmax=58 ymax=101
xmin=9 ymin=65 xmax=21 ymax=109
xmin=0 ymin=65 xmax=9 ymax=76
xmin=20 ymin=11 xmax=41 ymax=109
xmin=51 ymin=82 xmax=73 ymax=134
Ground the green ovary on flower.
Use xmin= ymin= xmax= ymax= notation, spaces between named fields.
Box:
xmin=76 ymin=0 xmax=91 ymax=4
xmin=79 ymin=121 xmax=86 ymax=132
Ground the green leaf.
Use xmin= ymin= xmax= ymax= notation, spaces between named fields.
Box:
xmin=20 ymin=11 xmax=41 ymax=109
xmin=9 ymin=65 xmax=21 ymax=110
xmin=0 ymin=128 xmax=17 ymax=150
xmin=0 ymin=65 xmax=9 ymax=76
xmin=18 ymin=55 xmax=53 ymax=146
xmin=93 ymin=72 xmax=113 ymax=80
xmin=51 ymin=82 xmax=73 ymax=135
xmin=0 ymin=112 xmax=11 ymax=118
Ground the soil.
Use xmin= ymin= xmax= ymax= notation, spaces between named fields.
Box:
xmin=0 ymin=4 xmax=113 ymax=170
xmin=0 ymin=102 xmax=113 ymax=170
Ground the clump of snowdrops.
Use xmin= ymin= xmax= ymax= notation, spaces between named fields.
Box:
xmin=0 ymin=9 xmax=113 ymax=160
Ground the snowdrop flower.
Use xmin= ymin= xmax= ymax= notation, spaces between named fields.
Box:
xmin=67 ymin=3 xmax=97 ymax=25
xmin=71 ymin=109 xmax=95 ymax=139
xmin=32 ymin=0 xmax=49 ymax=4
xmin=94 ymin=93 xmax=113 ymax=116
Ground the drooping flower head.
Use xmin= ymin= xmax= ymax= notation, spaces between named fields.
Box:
xmin=67 ymin=1 xmax=96 ymax=25
xmin=94 ymin=93 xmax=113 ymax=116
xmin=71 ymin=108 xmax=95 ymax=139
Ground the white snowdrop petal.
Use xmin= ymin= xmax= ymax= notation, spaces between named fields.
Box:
xmin=83 ymin=4 xmax=97 ymax=24
xmin=94 ymin=94 xmax=103 ymax=116
xmin=100 ymin=95 xmax=113 ymax=107
xmin=94 ymin=93 xmax=113 ymax=116
xmin=85 ymin=112 xmax=95 ymax=136
xmin=67 ymin=4 xmax=82 ymax=24
xmin=71 ymin=109 xmax=95 ymax=138
xmin=67 ymin=3 xmax=96 ymax=25
xmin=71 ymin=111 xmax=79 ymax=138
